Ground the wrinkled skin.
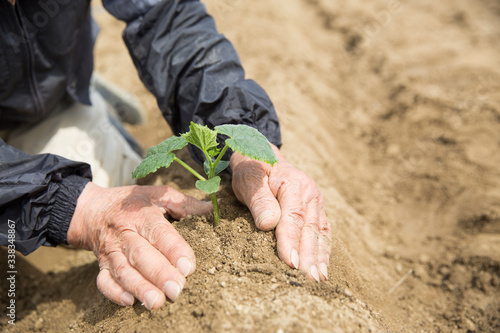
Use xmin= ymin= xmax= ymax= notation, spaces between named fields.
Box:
xmin=231 ymin=144 xmax=331 ymax=282
xmin=67 ymin=144 xmax=332 ymax=309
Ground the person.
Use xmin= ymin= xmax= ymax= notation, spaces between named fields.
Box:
xmin=0 ymin=0 xmax=331 ymax=310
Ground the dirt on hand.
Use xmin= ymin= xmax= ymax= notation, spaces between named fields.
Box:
xmin=1 ymin=0 xmax=499 ymax=332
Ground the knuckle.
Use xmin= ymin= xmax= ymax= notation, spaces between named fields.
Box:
xmin=113 ymin=260 xmax=131 ymax=282
xmin=145 ymin=265 xmax=165 ymax=284
xmin=320 ymin=215 xmax=332 ymax=239
xmin=147 ymin=223 xmax=167 ymax=247
xmin=303 ymin=221 xmax=321 ymax=237
xmin=148 ymin=224 xmax=188 ymax=260
xmin=281 ymin=178 xmax=302 ymax=193
xmin=97 ymin=255 xmax=110 ymax=269
xmin=139 ymin=218 xmax=170 ymax=246
xmin=303 ymin=211 xmax=322 ymax=234
xmin=321 ymin=219 xmax=331 ymax=234
xmin=128 ymin=243 xmax=150 ymax=266
xmin=249 ymin=191 xmax=274 ymax=213
xmin=286 ymin=210 xmax=305 ymax=228
xmin=148 ymin=223 xmax=177 ymax=249
xmin=276 ymin=224 xmax=301 ymax=247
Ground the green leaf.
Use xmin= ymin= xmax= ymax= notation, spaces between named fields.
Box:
xmin=203 ymin=160 xmax=230 ymax=176
xmin=144 ymin=136 xmax=188 ymax=158
xmin=195 ymin=176 xmax=221 ymax=194
xmin=181 ymin=122 xmax=219 ymax=156
xmin=132 ymin=153 xmax=175 ymax=178
xmin=207 ymin=146 xmax=221 ymax=158
xmin=215 ymin=124 xmax=278 ymax=165
xmin=132 ymin=136 xmax=187 ymax=178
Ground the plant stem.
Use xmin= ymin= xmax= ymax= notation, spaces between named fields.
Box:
xmin=211 ymin=193 xmax=219 ymax=226
xmin=210 ymin=145 xmax=230 ymax=178
xmin=175 ymin=156 xmax=220 ymax=225
xmin=202 ymin=150 xmax=213 ymax=176
xmin=208 ymin=145 xmax=229 ymax=226
xmin=174 ymin=157 xmax=206 ymax=181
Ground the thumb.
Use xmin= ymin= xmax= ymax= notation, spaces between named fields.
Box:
xmin=145 ymin=185 xmax=213 ymax=219
xmin=232 ymin=166 xmax=281 ymax=231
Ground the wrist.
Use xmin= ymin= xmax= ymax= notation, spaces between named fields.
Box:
xmin=67 ymin=181 xmax=101 ymax=250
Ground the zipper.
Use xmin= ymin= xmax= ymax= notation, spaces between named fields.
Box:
xmin=13 ymin=3 xmax=43 ymax=118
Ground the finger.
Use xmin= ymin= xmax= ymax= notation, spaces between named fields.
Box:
xmin=146 ymin=186 xmax=213 ymax=219
xmin=298 ymin=195 xmax=322 ymax=282
xmin=122 ymin=230 xmax=186 ymax=302
xmin=135 ymin=211 xmax=196 ymax=277
xmin=232 ymin=162 xmax=281 ymax=230
xmin=97 ymin=268 xmax=135 ymax=306
xmin=275 ymin=182 xmax=304 ymax=270
xmin=105 ymin=251 xmax=166 ymax=310
xmin=318 ymin=210 xmax=332 ymax=281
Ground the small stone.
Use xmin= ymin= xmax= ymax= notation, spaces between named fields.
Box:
xmin=344 ymin=288 xmax=353 ymax=297
xmin=464 ymin=318 xmax=476 ymax=331
xmin=34 ymin=318 xmax=44 ymax=330
xmin=413 ymin=265 xmax=428 ymax=279
xmin=220 ymin=282 xmax=227 ymax=288
xmin=271 ymin=277 xmax=277 ymax=283
xmin=208 ymin=267 xmax=216 ymax=275
xmin=386 ymin=144 xmax=400 ymax=156
xmin=438 ymin=265 xmax=451 ymax=277
xmin=419 ymin=254 xmax=430 ymax=264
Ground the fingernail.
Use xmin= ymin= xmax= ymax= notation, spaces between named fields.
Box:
xmin=121 ymin=292 xmax=135 ymax=306
xmin=290 ymin=249 xmax=299 ymax=269
xmin=144 ymin=290 xmax=159 ymax=310
xmin=176 ymin=257 xmax=193 ymax=277
xmin=310 ymin=265 xmax=320 ymax=282
xmin=319 ymin=262 xmax=328 ymax=280
xmin=256 ymin=210 xmax=274 ymax=228
xmin=163 ymin=281 xmax=182 ymax=302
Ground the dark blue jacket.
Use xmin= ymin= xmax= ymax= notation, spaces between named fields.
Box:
xmin=0 ymin=0 xmax=281 ymax=255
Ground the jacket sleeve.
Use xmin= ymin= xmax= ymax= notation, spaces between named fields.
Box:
xmin=102 ymin=0 xmax=281 ymax=162
xmin=0 ymin=139 xmax=92 ymax=255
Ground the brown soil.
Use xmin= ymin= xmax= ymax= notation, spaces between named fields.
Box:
xmin=1 ymin=0 xmax=500 ymax=332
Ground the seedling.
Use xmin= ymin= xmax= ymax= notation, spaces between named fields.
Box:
xmin=132 ymin=122 xmax=278 ymax=226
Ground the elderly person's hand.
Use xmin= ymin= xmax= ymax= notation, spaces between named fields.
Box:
xmin=231 ymin=144 xmax=332 ymax=281
xmin=67 ymin=183 xmax=212 ymax=309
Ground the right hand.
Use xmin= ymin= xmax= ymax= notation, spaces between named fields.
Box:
xmin=67 ymin=182 xmax=213 ymax=310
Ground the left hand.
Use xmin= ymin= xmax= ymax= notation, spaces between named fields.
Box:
xmin=230 ymin=144 xmax=331 ymax=281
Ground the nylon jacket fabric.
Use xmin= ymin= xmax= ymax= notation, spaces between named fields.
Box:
xmin=0 ymin=0 xmax=281 ymax=254
xmin=0 ymin=139 xmax=91 ymax=255
xmin=0 ymin=0 xmax=95 ymax=128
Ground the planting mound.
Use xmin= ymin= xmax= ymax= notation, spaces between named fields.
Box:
xmin=1 ymin=0 xmax=500 ymax=332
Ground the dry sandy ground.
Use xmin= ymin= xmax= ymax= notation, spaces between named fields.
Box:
xmin=1 ymin=0 xmax=500 ymax=332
